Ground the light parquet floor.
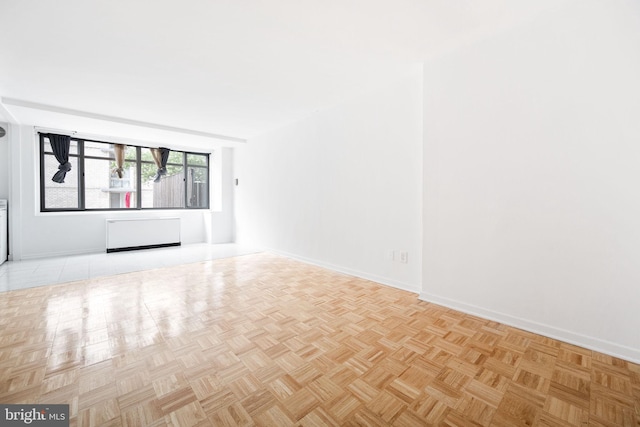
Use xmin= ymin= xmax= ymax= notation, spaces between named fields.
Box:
xmin=0 ymin=253 xmax=638 ymax=426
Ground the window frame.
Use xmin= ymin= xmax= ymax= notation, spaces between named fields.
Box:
xmin=186 ymin=153 xmax=210 ymax=209
xmin=39 ymin=134 xmax=210 ymax=212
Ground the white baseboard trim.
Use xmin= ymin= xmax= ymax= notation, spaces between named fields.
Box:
xmin=419 ymin=292 xmax=640 ymax=364
xmin=267 ymin=248 xmax=420 ymax=294
xmin=18 ymin=239 xmax=212 ymax=261
xmin=19 ymin=247 xmax=104 ymax=260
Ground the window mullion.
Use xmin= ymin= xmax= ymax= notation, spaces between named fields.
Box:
xmin=39 ymin=135 xmax=46 ymax=210
xmin=206 ymin=154 xmax=210 ymax=210
xmin=78 ymin=140 xmax=86 ymax=210
xmin=136 ymin=146 xmax=142 ymax=209
xmin=183 ymin=152 xmax=188 ymax=208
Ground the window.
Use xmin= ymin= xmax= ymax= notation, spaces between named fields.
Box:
xmin=83 ymin=141 xmax=139 ymax=209
xmin=40 ymin=134 xmax=210 ymax=211
xmin=187 ymin=153 xmax=209 ymax=208
xmin=140 ymin=148 xmax=185 ymax=209
xmin=42 ymin=153 xmax=80 ymax=209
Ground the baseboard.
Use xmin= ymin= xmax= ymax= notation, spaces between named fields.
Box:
xmin=419 ymin=292 xmax=640 ymax=364
xmin=18 ymin=240 xmax=204 ymax=260
xmin=267 ymin=248 xmax=420 ymax=294
xmin=19 ymin=248 xmax=105 ymax=260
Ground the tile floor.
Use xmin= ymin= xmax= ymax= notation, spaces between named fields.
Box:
xmin=0 ymin=243 xmax=259 ymax=293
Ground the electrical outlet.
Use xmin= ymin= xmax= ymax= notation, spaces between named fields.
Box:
xmin=386 ymin=250 xmax=395 ymax=261
xmin=399 ymin=251 xmax=408 ymax=263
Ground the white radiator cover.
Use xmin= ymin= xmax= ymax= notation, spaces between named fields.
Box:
xmin=106 ymin=218 xmax=181 ymax=252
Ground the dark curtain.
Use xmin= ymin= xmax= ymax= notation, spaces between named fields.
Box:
xmin=49 ymin=134 xmax=72 ymax=183
xmin=159 ymin=147 xmax=169 ymax=168
xmin=151 ymin=147 xmax=170 ymax=182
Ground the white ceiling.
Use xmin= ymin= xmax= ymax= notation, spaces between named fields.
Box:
xmin=0 ymin=0 xmax=571 ymax=149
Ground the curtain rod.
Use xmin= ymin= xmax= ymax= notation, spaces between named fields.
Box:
xmin=35 ymin=127 xmax=77 ymax=136
xmin=35 ymin=128 xmax=215 ymax=155
xmin=33 ymin=127 xmax=182 ymax=151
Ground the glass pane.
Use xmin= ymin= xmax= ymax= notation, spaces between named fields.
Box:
xmin=139 ymin=148 xmax=182 ymax=168
xmin=187 ymin=166 xmax=208 ymax=208
xmin=84 ymin=141 xmax=114 ymax=159
xmin=43 ymin=154 xmax=79 ymax=209
xmin=125 ymin=147 xmax=137 ymax=161
xmin=43 ymin=138 xmax=78 ymax=155
xmin=141 ymin=148 xmax=184 ymax=208
xmin=167 ymin=150 xmax=183 ymax=165
xmin=85 ymin=158 xmax=137 ymax=209
xmin=122 ymin=161 xmax=138 ymax=209
xmin=187 ymin=153 xmax=207 ymax=166
xmin=140 ymin=148 xmax=155 ymax=164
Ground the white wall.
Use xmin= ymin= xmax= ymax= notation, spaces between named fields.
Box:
xmin=421 ymin=1 xmax=640 ymax=362
xmin=0 ymin=122 xmax=8 ymax=200
xmin=10 ymin=125 xmax=221 ymax=259
xmin=235 ymin=70 xmax=423 ymax=292
xmin=210 ymin=147 xmax=235 ymax=244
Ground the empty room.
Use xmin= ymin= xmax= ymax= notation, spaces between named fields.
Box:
xmin=1 ymin=0 xmax=639 ymax=426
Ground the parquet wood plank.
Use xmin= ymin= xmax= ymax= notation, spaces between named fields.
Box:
xmin=0 ymin=252 xmax=638 ymax=426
